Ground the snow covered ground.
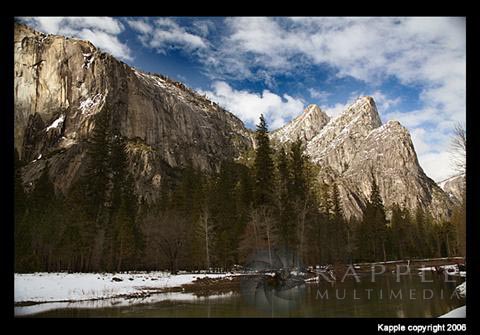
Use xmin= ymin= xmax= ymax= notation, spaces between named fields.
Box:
xmin=455 ymin=281 xmax=466 ymax=298
xmin=15 ymin=271 xmax=231 ymax=315
xmin=15 ymin=291 xmax=235 ymax=316
xmin=417 ymin=264 xmax=466 ymax=277
xmin=438 ymin=280 xmax=466 ymax=318
xmin=438 ymin=305 xmax=466 ymax=318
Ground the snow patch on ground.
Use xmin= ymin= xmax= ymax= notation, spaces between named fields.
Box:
xmin=455 ymin=281 xmax=466 ymax=298
xmin=417 ymin=264 xmax=464 ymax=276
xmin=14 ymin=272 xmax=229 ymax=304
xmin=15 ymin=290 xmax=235 ymax=316
xmin=438 ymin=305 xmax=466 ymax=318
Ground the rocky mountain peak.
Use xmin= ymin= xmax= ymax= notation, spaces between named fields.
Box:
xmin=338 ymin=96 xmax=382 ymax=129
xmin=438 ymin=174 xmax=465 ymax=205
xmin=273 ymin=95 xmax=452 ymax=220
xmin=304 ymin=96 xmax=382 ymax=168
xmin=304 ymin=104 xmax=323 ymax=116
xmin=271 ymin=103 xmax=329 ymax=144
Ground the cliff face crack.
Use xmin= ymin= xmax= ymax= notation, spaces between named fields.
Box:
xmin=31 ymin=59 xmax=45 ymax=68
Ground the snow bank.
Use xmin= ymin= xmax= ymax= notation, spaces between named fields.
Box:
xmin=438 ymin=305 xmax=466 ymax=318
xmin=417 ymin=264 xmax=465 ymax=276
xmin=455 ymin=281 xmax=466 ymax=298
xmin=15 ymin=272 xmax=229 ymax=304
xmin=15 ymin=291 xmax=234 ymax=316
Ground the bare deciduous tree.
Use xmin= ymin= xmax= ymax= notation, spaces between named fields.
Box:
xmin=197 ymin=206 xmax=214 ymax=270
xmin=151 ymin=210 xmax=188 ymax=274
xmin=449 ymin=122 xmax=466 ymax=175
xmin=240 ymin=206 xmax=276 ymax=266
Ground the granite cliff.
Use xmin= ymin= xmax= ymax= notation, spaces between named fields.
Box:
xmin=271 ymin=97 xmax=452 ymax=220
xmin=14 ymin=23 xmax=452 ymax=220
xmin=15 ymin=23 xmax=254 ymax=201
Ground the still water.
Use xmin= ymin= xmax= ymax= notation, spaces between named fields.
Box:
xmin=29 ymin=273 xmax=464 ymax=318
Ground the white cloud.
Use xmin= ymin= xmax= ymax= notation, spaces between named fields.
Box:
xmin=76 ymin=29 xmax=132 ymax=62
xmin=192 ymin=20 xmax=215 ymax=37
xmin=410 ymin=128 xmax=455 ymax=181
xmin=323 ymin=102 xmax=349 ymax=119
xmin=384 ymin=108 xmax=438 ymax=129
xmin=418 ymin=151 xmax=455 ymax=182
xmin=217 ymin=17 xmax=465 ymax=125
xmin=410 ymin=128 xmax=430 ymax=156
xmin=19 ymin=17 xmax=133 ymax=61
xmin=308 ymin=88 xmax=331 ymax=102
xmin=199 ymin=81 xmax=304 ymax=130
xmin=126 ymin=18 xmax=152 ymax=35
xmin=370 ymin=91 xmax=401 ymax=113
xmin=128 ymin=17 xmax=207 ymax=53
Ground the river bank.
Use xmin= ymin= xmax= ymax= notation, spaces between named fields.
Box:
xmin=15 ymin=257 xmax=466 ymax=317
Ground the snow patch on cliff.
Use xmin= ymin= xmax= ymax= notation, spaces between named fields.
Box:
xmin=79 ymin=93 xmax=103 ymax=115
xmin=45 ymin=114 xmax=65 ymax=131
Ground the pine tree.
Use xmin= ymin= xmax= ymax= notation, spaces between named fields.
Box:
xmin=330 ymin=182 xmax=348 ymax=263
xmin=253 ymin=114 xmax=275 ymax=208
xmin=289 ymin=139 xmax=307 ymax=201
xmin=19 ymin=164 xmax=58 ymax=271
xmin=276 ymin=147 xmax=295 ymax=251
xmin=414 ymin=207 xmax=435 ymax=258
xmin=113 ymin=198 xmax=138 ymax=271
xmin=14 ymin=149 xmax=26 ymax=221
xmin=85 ymin=109 xmax=113 ymax=223
xmin=62 ymin=180 xmax=96 ymax=271
xmin=361 ymin=173 xmax=388 ymax=262
xmin=108 ymin=134 xmax=143 ymax=271
xmin=289 ymin=139 xmax=313 ymax=266
xmin=14 ymin=149 xmax=28 ymax=271
xmin=390 ymin=204 xmax=407 ymax=260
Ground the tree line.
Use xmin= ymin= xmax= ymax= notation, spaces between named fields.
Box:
xmin=14 ymin=113 xmax=466 ymax=273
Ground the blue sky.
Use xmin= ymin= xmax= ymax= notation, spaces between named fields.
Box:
xmin=20 ymin=17 xmax=466 ymax=182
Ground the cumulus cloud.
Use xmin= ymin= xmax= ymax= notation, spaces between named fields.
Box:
xmin=199 ymin=81 xmax=305 ymax=130
xmin=410 ymin=124 xmax=457 ymax=180
xmin=410 ymin=128 xmax=430 ymax=156
xmin=418 ymin=151 xmax=455 ymax=183
xmin=126 ymin=19 xmax=152 ymax=35
xmin=308 ymin=88 xmax=331 ymax=102
xmin=127 ymin=17 xmax=207 ymax=53
xmin=218 ymin=17 xmax=465 ymax=138
xmin=370 ymin=91 xmax=401 ymax=113
xmin=19 ymin=17 xmax=133 ymax=61
xmin=225 ymin=17 xmax=465 ymax=87
xmin=323 ymin=102 xmax=349 ymax=119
